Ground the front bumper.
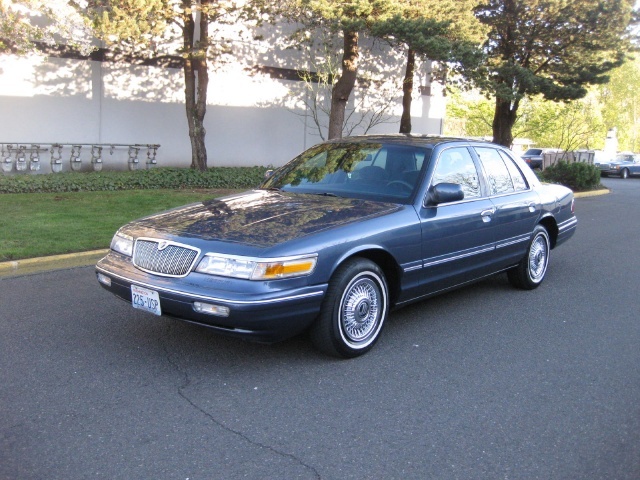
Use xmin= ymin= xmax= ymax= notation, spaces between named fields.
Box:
xmin=597 ymin=165 xmax=623 ymax=176
xmin=96 ymin=252 xmax=327 ymax=343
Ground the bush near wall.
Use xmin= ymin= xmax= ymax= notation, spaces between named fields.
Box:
xmin=538 ymin=161 xmax=602 ymax=191
xmin=0 ymin=167 xmax=269 ymax=194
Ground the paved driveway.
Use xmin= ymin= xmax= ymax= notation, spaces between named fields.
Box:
xmin=1 ymin=178 xmax=639 ymax=479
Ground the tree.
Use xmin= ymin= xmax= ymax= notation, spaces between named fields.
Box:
xmin=371 ymin=0 xmax=485 ymax=134
xmin=294 ymin=41 xmax=400 ymax=140
xmin=1 ymin=0 xmax=91 ymax=55
xmin=85 ymin=0 xmax=236 ymax=171
xmin=444 ymin=88 xmax=494 ymax=137
xmin=598 ymin=57 xmax=640 ymax=151
xmin=527 ymin=94 xmax=605 ymax=152
xmin=473 ymin=0 xmax=637 ymax=147
xmin=445 ymin=85 xmax=607 ymax=151
xmin=278 ymin=0 xmax=401 ymax=140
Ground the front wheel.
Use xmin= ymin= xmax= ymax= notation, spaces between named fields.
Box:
xmin=311 ymin=258 xmax=389 ymax=358
xmin=507 ymin=225 xmax=551 ymax=290
xmin=620 ymin=168 xmax=629 ymax=179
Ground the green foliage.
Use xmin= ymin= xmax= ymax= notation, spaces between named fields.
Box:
xmin=0 ymin=167 xmax=268 ymax=194
xmin=597 ymin=57 xmax=640 ymax=152
xmin=446 ymin=86 xmax=608 ymax=151
xmin=0 ymin=189 xmax=237 ymax=261
xmin=523 ymin=95 xmax=606 ymax=152
xmin=1 ymin=1 xmax=92 ymax=55
xmin=539 ymin=161 xmax=602 ymax=191
xmin=470 ymin=0 xmax=637 ymax=146
xmin=444 ymin=89 xmax=494 ymax=138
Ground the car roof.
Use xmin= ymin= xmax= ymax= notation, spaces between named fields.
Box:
xmin=325 ymin=134 xmax=499 ymax=149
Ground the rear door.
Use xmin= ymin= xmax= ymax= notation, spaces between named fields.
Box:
xmin=473 ymin=147 xmax=540 ymax=269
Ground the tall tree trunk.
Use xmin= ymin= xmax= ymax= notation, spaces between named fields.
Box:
xmin=183 ymin=0 xmax=209 ymax=171
xmin=492 ymin=96 xmax=518 ymax=147
xmin=328 ymin=30 xmax=358 ymax=140
xmin=399 ymin=48 xmax=415 ymax=134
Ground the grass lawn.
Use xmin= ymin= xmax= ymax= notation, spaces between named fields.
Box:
xmin=0 ymin=189 xmax=239 ymax=261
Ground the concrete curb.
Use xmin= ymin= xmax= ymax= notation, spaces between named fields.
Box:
xmin=574 ymin=188 xmax=610 ymax=198
xmin=0 ymin=249 xmax=109 ymax=278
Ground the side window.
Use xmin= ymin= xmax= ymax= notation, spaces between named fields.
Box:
xmin=432 ymin=147 xmax=481 ymax=199
xmin=498 ymin=150 xmax=528 ymax=191
xmin=475 ymin=147 xmax=514 ymax=195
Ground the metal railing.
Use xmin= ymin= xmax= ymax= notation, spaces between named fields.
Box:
xmin=0 ymin=143 xmax=160 ymax=174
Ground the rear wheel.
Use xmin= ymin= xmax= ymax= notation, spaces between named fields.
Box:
xmin=311 ymin=258 xmax=388 ymax=358
xmin=620 ymin=168 xmax=629 ymax=179
xmin=507 ymin=225 xmax=551 ymax=290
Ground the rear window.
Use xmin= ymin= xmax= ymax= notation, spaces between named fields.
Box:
xmin=523 ymin=149 xmax=542 ymax=155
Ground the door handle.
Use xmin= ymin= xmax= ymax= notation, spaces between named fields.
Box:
xmin=481 ymin=208 xmax=495 ymax=223
xmin=528 ymin=203 xmax=536 ymax=213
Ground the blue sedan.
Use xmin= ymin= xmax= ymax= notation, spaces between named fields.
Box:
xmin=596 ymin=153 xmax=640 ymax=178
xmin=96 ymin=136 xmax=577 ymax=357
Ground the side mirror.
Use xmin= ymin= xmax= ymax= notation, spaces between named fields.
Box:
xmin=426 ymin=183 xmax=465 ymax=206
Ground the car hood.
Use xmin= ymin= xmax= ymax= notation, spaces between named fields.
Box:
xmin=128 ymin=190 xmax=403 ymax=248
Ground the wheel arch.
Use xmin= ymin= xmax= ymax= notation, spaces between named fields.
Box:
xmin=333 ymin=248 xmax=403 ymax=307
xmin=539 ymin=215 xmax=559 ymax=249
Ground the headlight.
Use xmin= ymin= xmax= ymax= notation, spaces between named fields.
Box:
xmin=195 ymin=254 xmax=317 ymax=280
xmin=110 ymin=232 xmax=134 ymax=257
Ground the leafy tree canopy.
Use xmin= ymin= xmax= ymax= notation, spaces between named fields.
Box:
xmin=1 ymin=0 xmax=92 ymax=55
xmin=472 ymin=0 xmax=638 ymax=146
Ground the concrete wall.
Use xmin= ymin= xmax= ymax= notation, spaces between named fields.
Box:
xmin=0 ymin=37 xmax=446 ymax=173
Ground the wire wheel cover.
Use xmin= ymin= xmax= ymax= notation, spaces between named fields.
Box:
xmin=341 ymin=277 xmax=381 ymax=343
xmin=528 ymin=234 xmax=548 ymax=281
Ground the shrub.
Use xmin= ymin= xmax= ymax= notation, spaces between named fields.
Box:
xmin=538 ymin=161 xmax=601 ymax=191
xmin=0 ymin=166 xmax=269 ymax=194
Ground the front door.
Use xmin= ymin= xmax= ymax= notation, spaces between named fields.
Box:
xmin=419 ymin=146 xmax=497 ymax=294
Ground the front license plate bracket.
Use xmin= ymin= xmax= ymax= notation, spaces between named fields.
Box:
xmin=131 ymin=285 xmax=162 ymax=316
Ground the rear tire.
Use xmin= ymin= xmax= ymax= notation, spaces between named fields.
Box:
xmin=507 ymin=225 xmax=551 ymax=290
xmin=311 ymin=258 xmax=388 ymax=358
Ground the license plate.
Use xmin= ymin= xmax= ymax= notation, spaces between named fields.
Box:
xmin=131 ymin=285 xmax=162 ymax=316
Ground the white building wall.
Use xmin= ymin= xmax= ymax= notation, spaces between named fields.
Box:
xmin=0 ymin=34 xmax=446 ymax=173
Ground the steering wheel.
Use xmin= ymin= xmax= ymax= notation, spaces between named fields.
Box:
xmin=386 ymin=180 xmax=414 ymax=193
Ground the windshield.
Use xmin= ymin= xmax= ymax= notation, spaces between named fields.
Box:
xmin=261 ymin=142 xmax=432 ymax=203
xmin=615 ymin=154 xmax=634 ymax=162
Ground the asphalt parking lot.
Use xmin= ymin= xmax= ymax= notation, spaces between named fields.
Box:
xmin=1 ymin=177 xmax=639 ymax=479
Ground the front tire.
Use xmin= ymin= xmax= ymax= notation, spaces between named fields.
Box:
xmin=507 ymin=225 xmax=551 ymax=290
xmin=620 ymin=168 xmax=629 ymax=179
xmin=311 ymin=258 xmax=389 ymax=358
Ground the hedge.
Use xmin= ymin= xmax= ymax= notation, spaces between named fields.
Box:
xmin=0 ymin=166 xmax=269 ymax=194
xmin=538 ymin=161 xmax=602 ymax=191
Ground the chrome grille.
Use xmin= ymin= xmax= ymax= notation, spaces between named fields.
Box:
xmin=133 ymin=239 xmax=199 ymax=277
